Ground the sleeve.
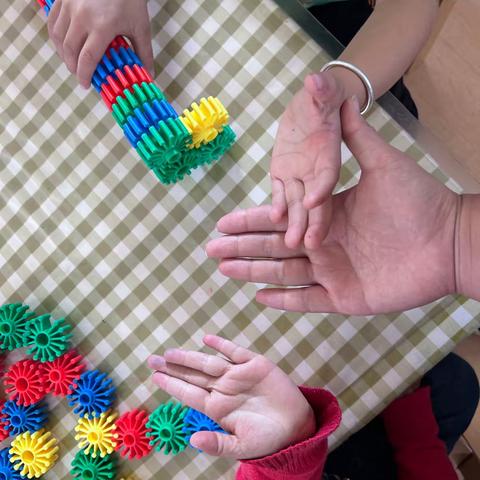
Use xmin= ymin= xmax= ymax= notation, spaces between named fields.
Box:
xmin=236 ymin=387 xmax=342 ymax=480
xmin=382 ymin=386 xmax=458 ymax=480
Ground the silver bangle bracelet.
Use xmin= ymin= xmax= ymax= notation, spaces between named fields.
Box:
xmin=320 ymin=60 xmax=374 ymax=115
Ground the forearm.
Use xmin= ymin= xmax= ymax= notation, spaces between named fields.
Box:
xmin=456 ymin=194 xmax=480 ymax=301
xmin=328 ymin=0 xmax=438 ymax=105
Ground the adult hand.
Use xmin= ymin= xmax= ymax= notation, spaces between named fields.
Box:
xmin=270 ymin=72 xmax=345 ymax=250
xmin=207 ymin=97 xmax=459 ymax=315
xmin=47 ymin=0 xmax=154 ymax=88
xmin=148 ymin=335 xmax=315 ymax=459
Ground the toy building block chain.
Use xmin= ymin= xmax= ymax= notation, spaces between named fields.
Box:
xmin=4 ymin=360 xmax=46 ymax=406
xmin=35 ymin=0 xmax=236 ymax=184
xmin=2 ymin=401 xmax=48 ymax=436
xmin=114 ymin=409 xmax=152 ymax=459
xmin=75 ymin=411 xmax=118 ymax=458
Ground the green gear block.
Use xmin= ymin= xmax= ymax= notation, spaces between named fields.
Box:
xmin=0 ymin=303 xmax=35 ymax=351
xmin=24 ymin=314 xmax=72 ymax=362
xmin=146 ymin=402 xmax=188 ymax=455
xmin=183 ymin=125 xmax=236 ymax=171
xmin=136 ymin=117 xmax=192 ymax=184
xmin=71 ymin=450 xmax=116 ymax=480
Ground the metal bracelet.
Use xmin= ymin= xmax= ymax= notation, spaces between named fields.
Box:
xmin=320 ymin=60 xmax=374 ymax=115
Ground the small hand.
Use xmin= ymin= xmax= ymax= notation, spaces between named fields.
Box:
xmin=47 ymin=0 xmax=154 ymax=88
xmin=270 ymin=72 xmax=345 ymax=250
xmin=148 ymin=335 xmax=315 ymax=459
xmin=207 ymin=97 xmax=459 ymax=315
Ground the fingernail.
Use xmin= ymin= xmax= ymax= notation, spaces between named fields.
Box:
xmin=312 ymin=73 xmax=325 ymax=91
xmin=351 ymin=95 xmax=360 ymax=113
xmin=149 ymin=355 xmax=166 ymax=369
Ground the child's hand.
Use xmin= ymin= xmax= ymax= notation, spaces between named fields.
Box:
xmin=270 ymin=72 xmax=345 ymax=250
xmin=148 ymin=335 xmax=316 ymax=459
xmin=47 ymin=0 xmax=154 ymax=89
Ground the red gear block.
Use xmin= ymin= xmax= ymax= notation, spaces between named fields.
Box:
xmin=0 ymin=402 xmax=9 ymax=441
xmin=40 ymin=350 xmax=85 ymax=397
xmin=36 ymin=0 xmax=47 ymax=7
xmin=107 ymin=36 xmax=130 ymax=57
xmin=115 ymin=409 xmax=153 ymax=459
xmin=4 ymin=359 xmax=45 ymax=406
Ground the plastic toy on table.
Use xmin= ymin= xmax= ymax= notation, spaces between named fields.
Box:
xmin=35 ymin=0 xmax=236 ymax=184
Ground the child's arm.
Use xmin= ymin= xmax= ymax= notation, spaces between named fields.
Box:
xmin=382 ymin=387 xmax=458 ymax=480
xmin=271 ymin=0 xmax=439 ymax=249
xmin=148 ymin=335 xmax=341 ymax=479
xmin=46 ymin=0 xmax=154 ymax=89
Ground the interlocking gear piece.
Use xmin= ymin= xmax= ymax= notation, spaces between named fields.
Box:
xmin=136 ymin=118 xmax=191 ymax=184
xmin=0 ymin=303 xmax=35 ymax=351
xmin=182 ymin=124 xmax=236 ymax=171
xmin=115 ymin=409 xmax=152 ymax=459
xmin=9 ymin=429 xmax=59 ymax=479
xmin=2 ymin=400 xmax=48 ymax=436
xmin=146 ymin=402 xmax=188 ymax=455
xmin=0 ymin=402 xmax=10 ymax=441
xmin=24 ymin=314 xmax=72 ymax=362
xmin=0 ymin=447 xmax=22 ymax=480
xmin=4 ymin=359 xmax=45 ymax=406
xmin=40 ymin=350 xmax=85 ymax=397
xmin=68 ymin=370 xmax=116 ymax=418
xmin=75 ymin=411 xmax=118 ymax=458
xmin=182 ymin=408 xmax=226 ymax=445
xmin=71 ymin=450 xmax=117 ymax=480
xmin=179 ymin=97 xmax=229 ymax=149
xmin=108 ymin=36 xmax=130 ymax=54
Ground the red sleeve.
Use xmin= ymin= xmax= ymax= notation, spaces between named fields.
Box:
xmin=236 ymin=387 xmax=341 ymax=480
xmin=382 ymin=386 xmax=458 ymax=480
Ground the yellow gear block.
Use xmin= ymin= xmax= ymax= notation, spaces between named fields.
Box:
xmin=75 ymin=410 xmax=118 ymax=458
xmin=179 ymin=97 xmax=229 ymax=149
xmin=9 ymin=429 xmax=59 ymax=479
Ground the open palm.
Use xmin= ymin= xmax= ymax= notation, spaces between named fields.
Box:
xmin=207 ymin=98 xmax=459 ymax=315
xmin=148 ymin=335 xmax=315 ymax=459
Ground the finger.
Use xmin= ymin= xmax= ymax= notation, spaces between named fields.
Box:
xmin=62 ymin=21 xmax=87 ymax=74
xmin=46 ymin=0 xmax=62 ymax=41
xmin=341 ymin=96 xmax=396 ymax=171
xmin=49 ymin=5 xmax=70 ymax=60
xmin=206 ymin=233 xmax=303 ymax=260
xmin=303 ymin=166 xmax=339 ymax=210
xmin=203 ymin=335 xmax=255 ymax=364
xmin=151 ymin=359 xmax=217 ymax=390
xmin=219 ymin=258 xmax=314 ymax=286
xmin=304 ymin=200 xmax=332 ymax=250
xmin=130 ymin=23 xmax=155 ymax=78
xmin=77 ymin=33 xmax=112 ymax=89
xmin=152 ymin=372 xmax=208 ymax=412
xmin=304 ymin=72 xmax=339 ymax=106
xmin=190 ymin=431 xmax=240 ymax=458
xmin=284 ymin=179 xmax=308 ymax=249
xmin=163 ymin=349 xmax=230 ymax=377
xmin=270 ymin=178 xmax=287 ymax=223
xmin=216 ymin=205 xmax=287 ymax=234
xmin=256 ymin=286 xmax=337 ymax=313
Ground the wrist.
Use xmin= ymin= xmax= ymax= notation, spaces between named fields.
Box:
xmin=288 ymin=405 xmax=316 ymax=447
xmin=455 ymin=194 xmax=480 ymax=300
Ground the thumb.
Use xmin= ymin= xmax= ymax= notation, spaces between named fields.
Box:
xmin=341 ymin=96 xmax=395 ymax=171
xmin=190 ymin=431 xmax=241 ymax=458
xmin=131 ymin=25 xmax=155 ymax=78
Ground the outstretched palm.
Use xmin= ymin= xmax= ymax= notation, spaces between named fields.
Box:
xmin=148 ymin=335 xmax=315 ymax=459
xmin=207 ymin=98 xmax=459 ymax=315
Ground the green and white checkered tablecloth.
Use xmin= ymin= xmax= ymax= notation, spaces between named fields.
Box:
xmin=0 ymin=1 xmax=478 ymax=478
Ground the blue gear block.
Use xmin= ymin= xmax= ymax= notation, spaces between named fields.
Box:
xmin=124 ymin=101 xmax=178 ymax=147
xmin=44 ymin=0 xmax=54 ymax=16
xmin=2 ymin=401 xmax=48 ymax=436
xmin=92 ymin=47 xmax=142 ymax=92
xmin=67 ymin=370 xmax=116 ymax=418
xmin=0 ymin=448 xmax=22 ymax=480
xmin=182 ymin=408 xmax=226 ymax=445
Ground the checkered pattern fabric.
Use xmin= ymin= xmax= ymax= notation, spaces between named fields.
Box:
xmin=0 ymin=1 xmax=478 ymax=478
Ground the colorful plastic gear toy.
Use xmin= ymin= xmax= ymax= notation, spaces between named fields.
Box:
xmin=146 ymin=402 xmax=189 ymax=455
xmin=68 ymin=370 xmax=116 ymax=418
xmin=9 ymin=429 xmax=59 ymax=479
xmin=75 ymin=411 xmax=118 ymax=458
xmin=71 ymin=450 xmax=117 ymax=480
xmin=0 ymin=304 xmax=35 ymax=351
xmin=4 ymin=359 xmax=45 ymax=406
xmin=115 ymin=409 xmax=152 ymax=460
xmin=0 ymin=402 xmax=10 ymax=441
xmin=182 ymin=408 xmax=226 ymax=444
xmin=2 ymin=400 xmax=47 ymax=436
xmin=0 ymin=447 xmax=22 ymax=480
xmin=24 ymin=314 xmax=72 ymax=362
xmin=40 ymin=350 xmax=85 ymax=396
